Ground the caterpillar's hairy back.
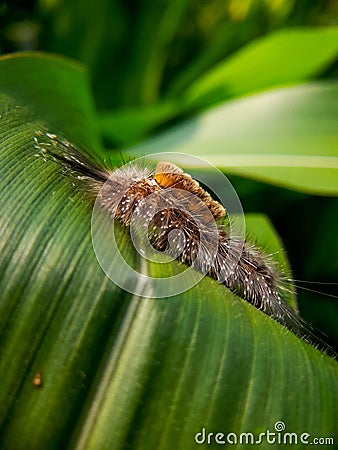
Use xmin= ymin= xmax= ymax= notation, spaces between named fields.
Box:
xmin=34 ymin=132 xmax=336 ymax=357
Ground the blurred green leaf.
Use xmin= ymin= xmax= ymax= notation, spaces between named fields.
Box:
xmin=38 ymin=0 xmax=127 ymax=110
xmin=182 ymin=27 xmax=338 ymax=109
xmin=40 ymin=0 xmax=124 ymax=73
xmin=129 ymin=82 xmax=338 ymax=195
xmin=99 ymin=101 xmax=177 ymax=147
xmin=304 ymin=198 xmax=338 ymax=278
xmin=120 ymin=0 xmax=190 ymax=106
xmin=0 ymin=52 xmax=101 ymax=149
xmin=100 ymin=28 xmax=338 ymax=148
xmin=0 ymin=53 xmax=337 ymax=450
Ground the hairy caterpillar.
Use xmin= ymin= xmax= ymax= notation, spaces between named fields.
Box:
xmin=34 ymin=131 xmax=336 ymax=356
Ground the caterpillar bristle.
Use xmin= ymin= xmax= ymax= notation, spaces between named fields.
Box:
xmin=34 ymin=131 xmax=110 ymax=189
xmin=34 ymin=131 xmax=337 ymax=357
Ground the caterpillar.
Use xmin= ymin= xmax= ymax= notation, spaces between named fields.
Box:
xmin=34 ymin=131 xmax=336 ymax=356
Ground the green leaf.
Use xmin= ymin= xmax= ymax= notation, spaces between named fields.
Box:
xmin=128 ymin=82 xmax=338 ymax=195
xmin=100 ymin=28 xmax=338 ymax=147
xmin=70 ymin=272 xmax=338 ymax=450
xmin=182 ymin=27 xmax=338 ymax=109
xmin=0 ymin=57 xmax=337 ymax=450
xmin=119 ymin=0 xmax=190 ymax=106
xmin=98 ymin=101 xmax=177 ymax=146
xmin=0 ymin=52 xmax=101 ymax=149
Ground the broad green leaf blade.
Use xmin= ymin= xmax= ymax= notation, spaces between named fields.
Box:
xmin=128 ymin=82 xmax=338 ymax=195
xmin=71 ymin=267 xmax=338 ymax=450
xmin=0 ymin=95 xmax=136 ymax=448
xmin=0 ymin=52 xmax=101 ymax=149
xmin=182 ymin=27 xmax=338 ymax=109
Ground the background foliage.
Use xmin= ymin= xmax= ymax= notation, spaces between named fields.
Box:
xmin=0 ymin=1 xmax=337 ymax=449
